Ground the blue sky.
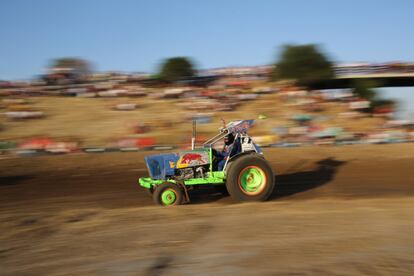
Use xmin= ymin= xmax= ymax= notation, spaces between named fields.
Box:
xmin=0 ymin=0 xmax=414 ymax=117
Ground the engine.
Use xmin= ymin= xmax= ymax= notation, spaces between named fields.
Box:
xmin=176 ymin=168 xmax=194 ymax=180
xmin=175 ymin=165 xmax=208 ymax=180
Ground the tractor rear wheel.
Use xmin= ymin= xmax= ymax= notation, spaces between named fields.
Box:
xmin=226 ymin=154 xmax=274 ymax=202
xmin=153 ymin=182 xmax=184 ymax=206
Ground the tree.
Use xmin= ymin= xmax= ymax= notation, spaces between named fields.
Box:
xmin=352 ymin=80 xmax=397 ymax=112
xmin=272 ymin=44 xmax=334 ymax=86
xmin=159 ymin=57 xmax=195 ymax=83
xmin=352 ymin=80 xmax=377 ymax=102
xmin=49 ymin=57 xmax=92 ymax=76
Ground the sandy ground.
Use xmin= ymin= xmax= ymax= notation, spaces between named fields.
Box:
xmin=0 ymin=144 xmax=414 ymax=275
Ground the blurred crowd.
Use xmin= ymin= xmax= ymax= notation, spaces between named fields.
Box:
xmin=333 ymin=62 xmax=414 ymax=76
xmin=1 ymin=63 xmax=414 ymax=157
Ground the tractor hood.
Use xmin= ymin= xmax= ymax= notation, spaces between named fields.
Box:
xmin=144 ymin=153 xmax=179 ymax=180
xmin=144 ymin=149 xmax=210 ymax=180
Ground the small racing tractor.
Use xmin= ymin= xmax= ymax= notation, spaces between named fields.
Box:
xmin=138 ymin=120 xmax=275 ymax=206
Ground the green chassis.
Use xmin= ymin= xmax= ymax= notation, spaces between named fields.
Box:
xmin=138 ymin=148 xmax=227 ymax=189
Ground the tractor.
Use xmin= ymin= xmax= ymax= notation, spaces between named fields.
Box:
xmin=138 ymin=120 xmax=275 ymax=206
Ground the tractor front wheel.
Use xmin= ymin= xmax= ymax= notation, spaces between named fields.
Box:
xmin=153 ymin=182 xmax=184 ymax=206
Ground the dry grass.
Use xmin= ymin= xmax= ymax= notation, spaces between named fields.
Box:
xmin=0 ymin=93 xmax=384 ymax=146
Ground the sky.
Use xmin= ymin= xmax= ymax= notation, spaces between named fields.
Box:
xmin=0 ymin=0 xmax=414 ymax=117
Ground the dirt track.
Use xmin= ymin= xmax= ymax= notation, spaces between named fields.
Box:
xmin=1 ymin=144 xmax=414 ymax=275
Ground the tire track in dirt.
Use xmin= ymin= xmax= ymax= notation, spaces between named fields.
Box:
xmin=0 ymin=148 xmax=413 ymax=211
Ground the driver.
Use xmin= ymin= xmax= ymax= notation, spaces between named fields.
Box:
xmin=215 ymin=133 xmax=239 ymax=171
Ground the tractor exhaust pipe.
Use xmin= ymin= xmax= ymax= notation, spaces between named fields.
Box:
xmin=191 ymin=119 xmax=196 ymax=150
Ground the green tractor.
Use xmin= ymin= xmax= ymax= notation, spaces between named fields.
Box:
xmin=138 ymin=120 xmax=275 ymax=206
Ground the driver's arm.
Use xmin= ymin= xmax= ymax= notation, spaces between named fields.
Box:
xmin=214 ymin=149 xmax=227 ymax=158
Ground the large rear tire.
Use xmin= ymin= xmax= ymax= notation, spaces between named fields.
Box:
xmin=226 ymin=154 xmax=274 ymax=202
xmin=153 ymin=182 xmax=184 ymax=206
